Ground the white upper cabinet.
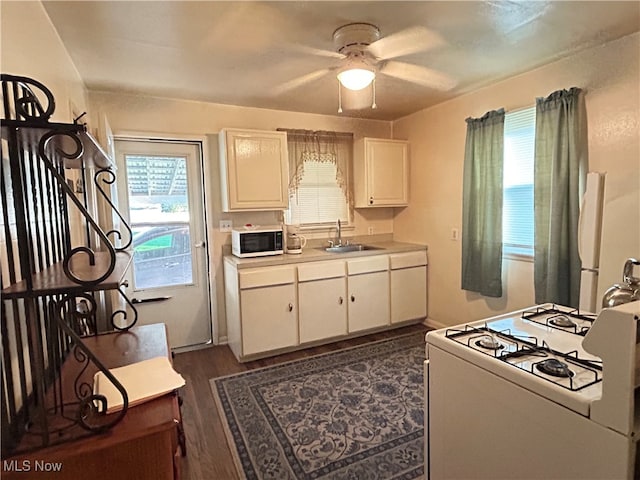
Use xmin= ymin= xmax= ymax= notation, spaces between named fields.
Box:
xmin=354 ymin=137 xmax=409 ymax=207
xmin=219 ymin=129 xmax=289 ymax=211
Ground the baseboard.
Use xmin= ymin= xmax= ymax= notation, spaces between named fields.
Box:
xmin=423 ymin=317 xmax=447 ymax=330
xmin=217 ymin=335 xmax=228 ymax=345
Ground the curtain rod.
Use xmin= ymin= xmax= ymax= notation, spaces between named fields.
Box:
xmin=277 ymin=128 xmax=353 ymax=138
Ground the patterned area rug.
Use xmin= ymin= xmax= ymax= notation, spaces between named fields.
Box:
xmin=210 ymin=332 xmax=426 ymax=480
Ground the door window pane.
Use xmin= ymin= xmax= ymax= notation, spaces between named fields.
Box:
xmin=126 ymin=155 xmax=193 ymax=289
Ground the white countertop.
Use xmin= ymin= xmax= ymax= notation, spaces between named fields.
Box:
xmin=224 ymin=240 xmax=427 ymax=269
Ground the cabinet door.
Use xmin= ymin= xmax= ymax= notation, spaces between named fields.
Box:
xmin=391 ymin=266 xmax=427 ymax=323
xmin=348 ymin=271 xmax=390 ymax=333
xmin=366 ymin=139 xmax=408 ymax=207
xmin=240 ymin=283 xmax=297 ymax=355
xmin=220 ymin=129 xmax=288 ymax=211
xmin=299 ymin=277 xmax=347 ymax=343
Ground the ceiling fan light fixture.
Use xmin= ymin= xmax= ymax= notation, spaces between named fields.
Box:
xmin=337 ymin=68 xmax=375 ymax=91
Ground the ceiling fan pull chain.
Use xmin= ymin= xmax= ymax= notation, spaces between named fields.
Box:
xmin=337 ymin=81 xmax=343 ymax=113
xmin=372 ymin=79 xmax=377 ymax=109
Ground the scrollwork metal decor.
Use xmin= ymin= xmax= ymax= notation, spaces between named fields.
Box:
xmin=1 ymin=74 xmax=56 ymax=123
xmin=54 ymin=294 xmax=128 ymax=432
xmin=110 ymin=286 xmax=138 ymax=331
xmin=38 ymin=130 xmax=118 ymax=285
xmin=94 ymin=167 xmax=133 ymax=251
xmin=2 ymin=74 xmax=134 ymax=455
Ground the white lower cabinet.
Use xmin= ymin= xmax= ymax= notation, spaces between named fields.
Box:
xmin=298 ymin=261 xmax=347 ymax=343
xmin=347 ymin=256 xmax=390 ymax=333
xmin=225 ymin=263 xmax=298 ymax=358
xmin=240 ymin=283 xmax=297 ymax=355
xmin=224 ymin=249 xmax=426 ymax=361
xmin=390 ymin=251 xmax=428 ymax=323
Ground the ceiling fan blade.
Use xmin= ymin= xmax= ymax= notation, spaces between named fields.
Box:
xmin=288 ymin=44 xmax=345 ymax=59
xmin=367 ymin=26 xmax=445 ymax=60
xmin=380 ymin=61 xmax=457 ymax=91
xmin=272 ymin=68 xmax=332 ymax=95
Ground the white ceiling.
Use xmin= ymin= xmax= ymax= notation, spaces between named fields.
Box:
xmin=42 ymin=1 xmax=640 ymax=121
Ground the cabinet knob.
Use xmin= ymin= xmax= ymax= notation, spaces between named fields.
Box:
xmin=288 ymin=303 xmax=294 ymax=312
xmin=338 ymin=296 xmax=344 ymax=305
xmin=350 ymin=295 xmax=355 ymax=302
xmin=369 ymin=197 xmax=374 ymax=205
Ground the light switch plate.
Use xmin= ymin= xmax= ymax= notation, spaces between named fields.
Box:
xmin=220 ymin=220 xmax=232 ymax=232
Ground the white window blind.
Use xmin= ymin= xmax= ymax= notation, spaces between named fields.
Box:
xmin=503 ymin=107 xmax=536 ymax=257
xmin=285 ymin=155 xmax=349 ymax=226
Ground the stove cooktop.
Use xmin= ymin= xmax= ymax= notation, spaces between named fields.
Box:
xmin=443 ymin=323 xmax=602 ymax=392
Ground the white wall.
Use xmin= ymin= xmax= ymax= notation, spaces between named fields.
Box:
xmin=1 ymin=1 xmax=88 ymax=122
xmin=393 ymin=32 xmax=640 ymax=327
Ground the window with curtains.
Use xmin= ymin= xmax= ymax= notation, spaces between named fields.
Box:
xmin=503 ymin=107 xmax=536 ymax=257
xmin=285 ymin=155 xmax=349 ymax=225
xmin=282 ymin=130 xmax=353 ymax=227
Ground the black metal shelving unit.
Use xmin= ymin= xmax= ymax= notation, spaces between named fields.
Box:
xmin=1 ymin=74 xmax=138 ymax=456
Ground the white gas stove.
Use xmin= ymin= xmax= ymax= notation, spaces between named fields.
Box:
xmin=424 ymin=301 xmax=640 ymax=480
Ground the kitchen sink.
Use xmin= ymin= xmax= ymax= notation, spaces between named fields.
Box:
xmin=323 ymin=244 xmax=383 ymax=253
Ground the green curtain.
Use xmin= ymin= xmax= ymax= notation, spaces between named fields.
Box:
xmin=534 ymin=88 xmax=587 ymax=307
xmin=461 ymin=109 xmax=505 ymax=297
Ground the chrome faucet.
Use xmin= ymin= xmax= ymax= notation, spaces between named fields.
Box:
xmin=336 ymin=219 xmax=342 ymax=246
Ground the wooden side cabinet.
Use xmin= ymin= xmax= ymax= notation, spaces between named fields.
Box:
xmin=219 ymin=128 xmax=289 ymax=211
xmin=354 ymin=137 xmax=409 ymax=207
xmin=2 ymin=324 xmax=184 ymax=480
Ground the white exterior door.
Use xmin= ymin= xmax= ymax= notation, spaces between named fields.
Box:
xmin=115 ymin=139 xmax=211 ymax=349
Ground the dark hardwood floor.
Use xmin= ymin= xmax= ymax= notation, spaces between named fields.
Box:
xmin=172 ymin=323 xmax=429 ymax=480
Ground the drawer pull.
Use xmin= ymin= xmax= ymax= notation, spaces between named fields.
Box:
xmin=288 ymin=303 xmax=294 ymax=312
xmin=338 ymin=296 xmax=344 ymax=305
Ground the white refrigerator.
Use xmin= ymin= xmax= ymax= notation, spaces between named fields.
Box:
xmin=578 ymin=172 xmax=605 ymax=312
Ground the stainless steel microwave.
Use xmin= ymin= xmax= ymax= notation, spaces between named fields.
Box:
xmin=231 ymin=227 xmax=284 ymax=258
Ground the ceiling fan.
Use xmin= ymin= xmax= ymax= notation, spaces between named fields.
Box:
xmin=274 ymin=22 xmax=457 ymax=111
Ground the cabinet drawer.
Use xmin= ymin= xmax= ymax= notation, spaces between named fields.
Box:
xmin=347 ymin=255 xmax=389 ymax=275
xmin=298 ymin=261 xmax=345 ymax=282
xmin=389 ymin=250 xmax=427 ymax=269
xmin=239 ymin=266 xmax=296 ymax=289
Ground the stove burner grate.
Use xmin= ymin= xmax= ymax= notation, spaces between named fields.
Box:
xmin=444 ymin=325 xmax=531 ymax=358
xmin=522 ymin=305 xmax=596 ymax=336
xmin=535 ymin=358 xmax=574 ymax=378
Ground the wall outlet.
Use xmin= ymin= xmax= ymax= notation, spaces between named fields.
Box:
xmin=368 ymin=226 xmax=374 ymax=235
xmin=220 ymin=220 xmax=232 ymax=232
xmin=451 ymin=228 xmax=459 ymax=241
